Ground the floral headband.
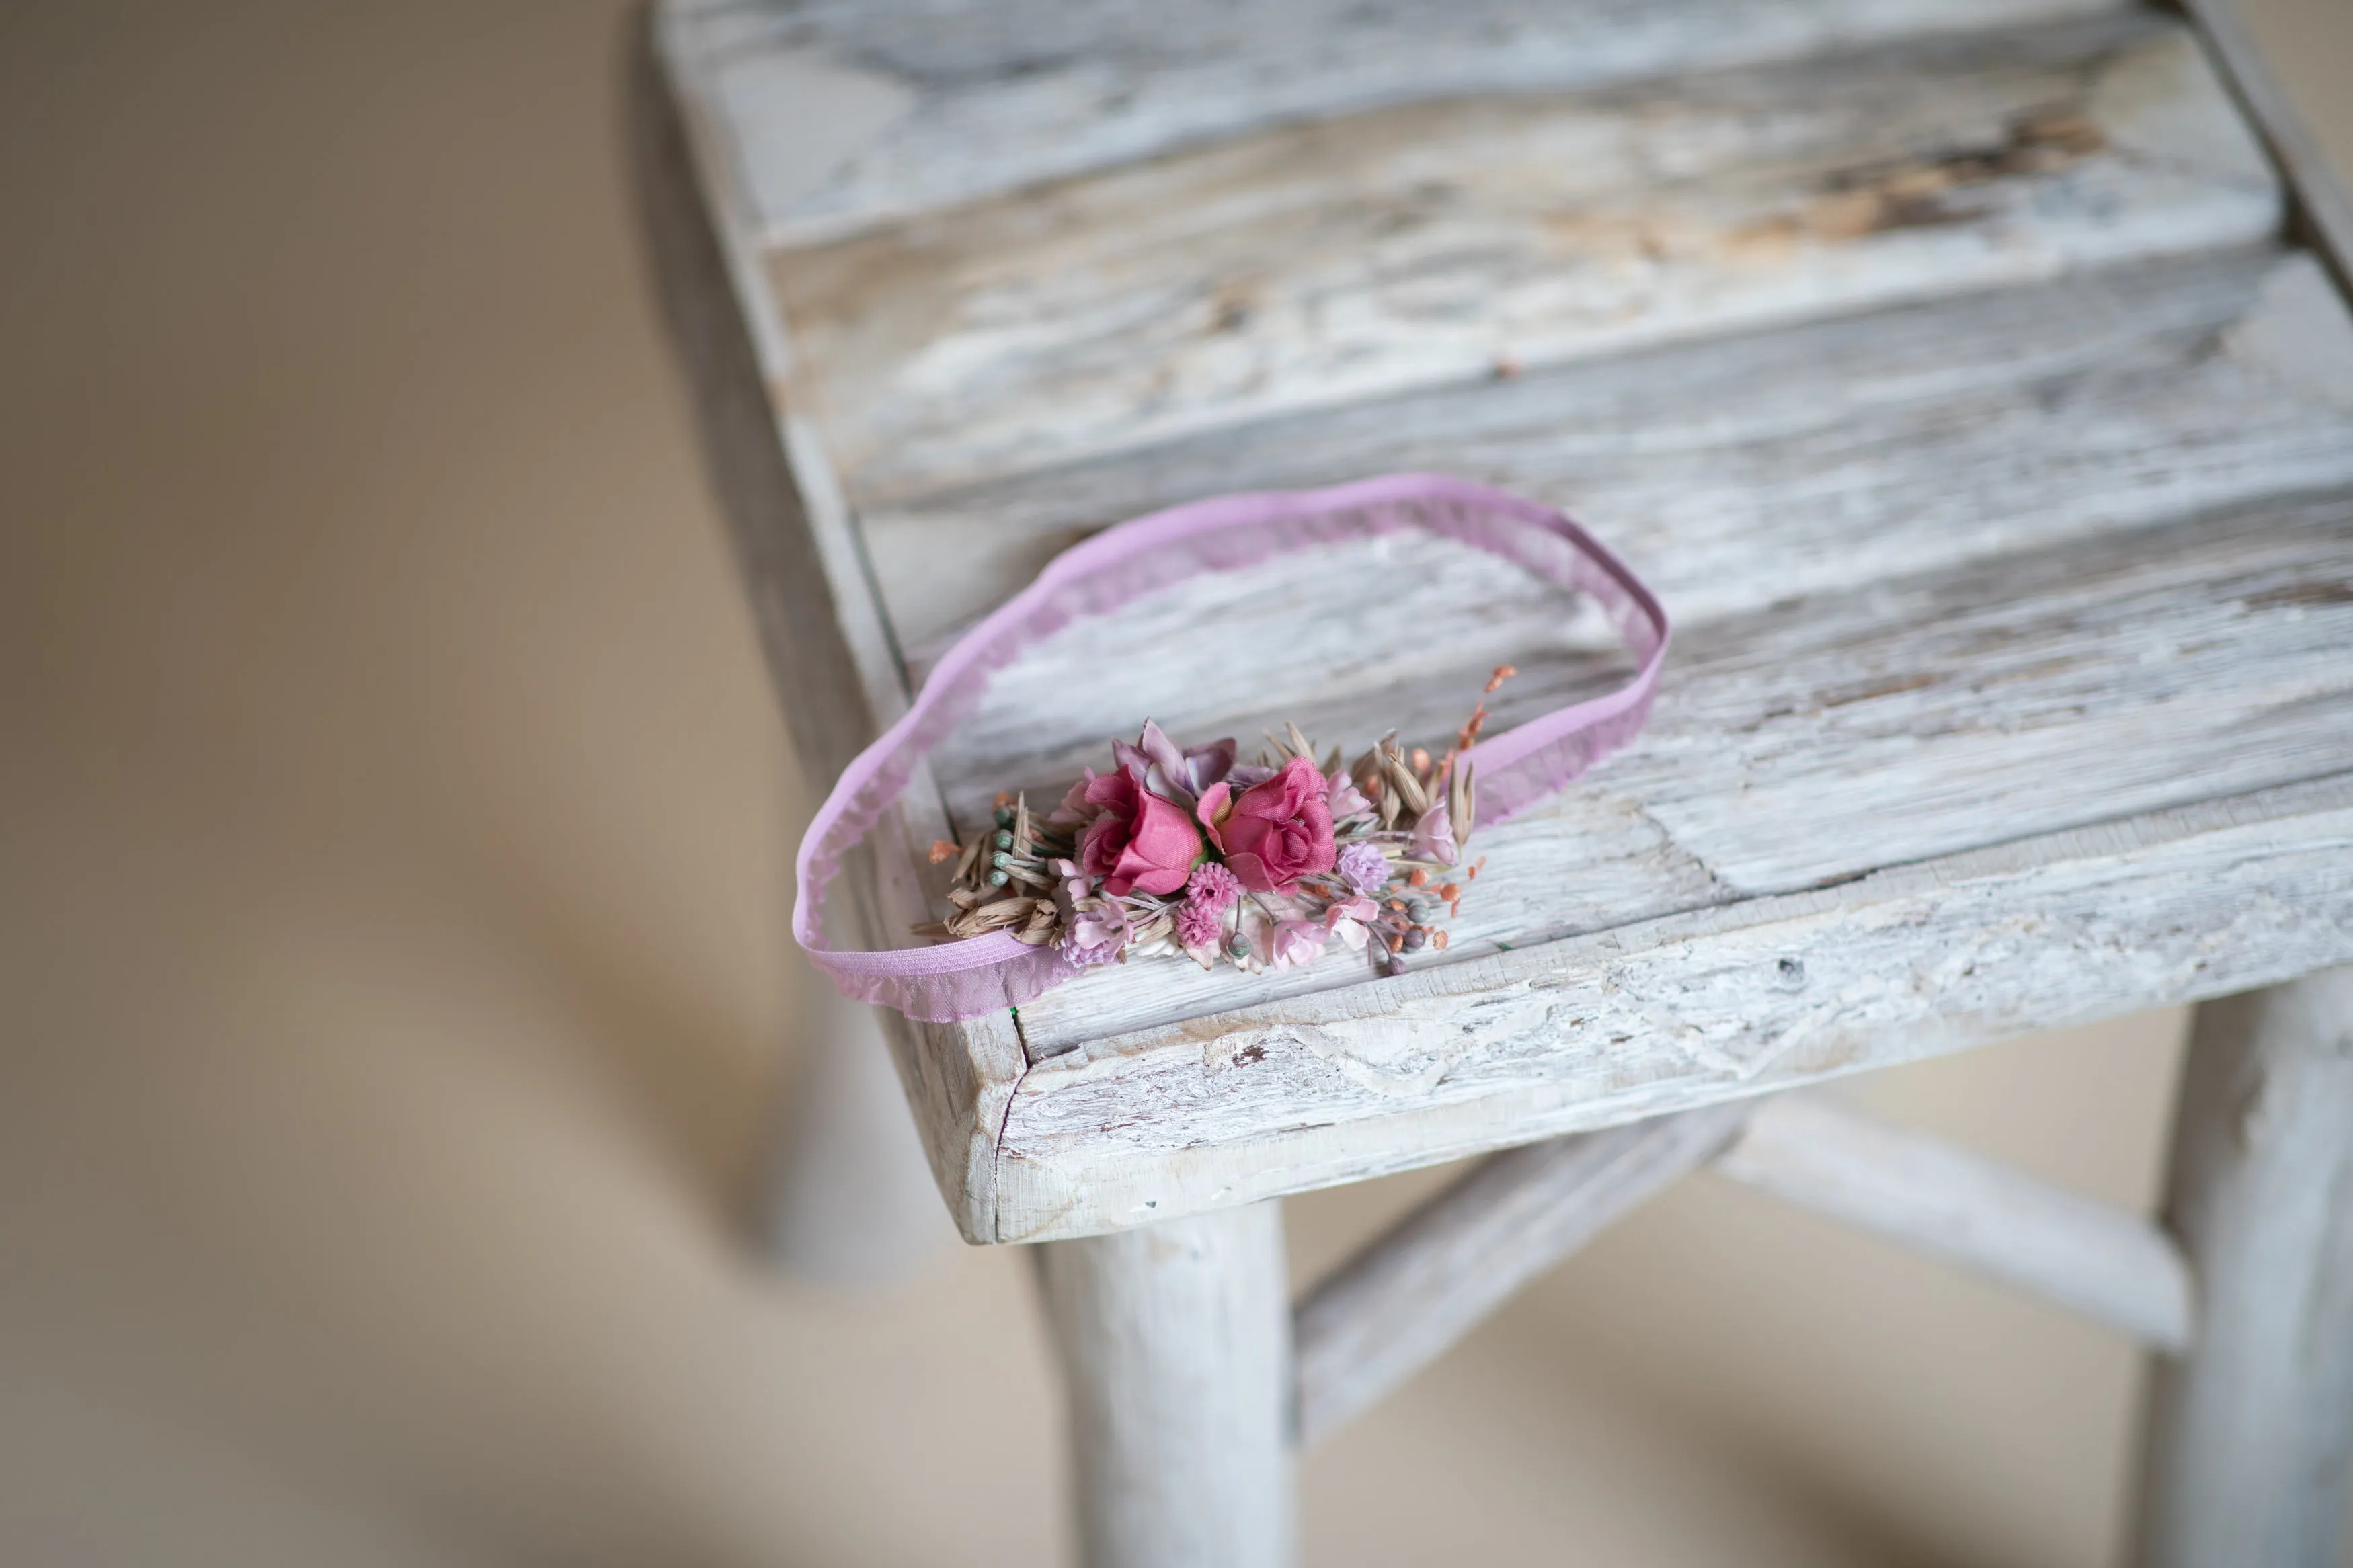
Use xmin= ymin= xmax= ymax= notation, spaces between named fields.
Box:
xmin=795 ymin=474 xmax=1669 ymax=1024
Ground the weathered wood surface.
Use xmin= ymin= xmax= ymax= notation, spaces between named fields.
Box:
xmin=994 ymin=774 xmax=2353 ymax=1240
xmin=977 ymin=490 xmax=2353 ymax=1053
xmin=769 ymin=18 xmax=2276 ymax=501
xmin=1716 ymin=1094 xmax=2194 ymax=1348
xmin=1037 ymin=1203 xmax=1294 ymax=1568
xmin=637 ymin=13 xmax=1027 ymax=1243
xmin=1292 ymin=1092 xmax=2196 ymax=1448
xmin=2132 ymin=968 xmax=2353 ymax=1568
xmin=674 ymin=0 xmax=2129 ymax=247
xmin=655 ymin=0 xmax=2353 ymax=1250
xmin=869 ymin=247 xmax=2353 ymax=669
xmin=1293 ymin=1104 xmax=1751 ymax=1447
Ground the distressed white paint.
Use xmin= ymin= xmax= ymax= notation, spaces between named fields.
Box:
xmin=653 ymin=0 xmax=2353 ymax=1268
xmin=1293 ymin=1105 xmax=1751 ymax=1446
xmin=678 ymin=0 xmax=2131 ymax=245
xmin=772 ymin=21 xmax=2276 ymax=500
xmin=2132 ymin=968 xmax=2353 ymax=1568
xmin=641 ymin=12 xmax=1027 ymax=1241
xmin=1036 ymin=1204 xmax=1294 ymax=1568
xmin=1716 ymin=1094 xmax=2194 ymax=1349
xmin=971 ymin=494 xmax=2353 ymax=1053
xmin=869 ymin=248 xmax=2353 ymax=666
xmin=993 ymin=776 xmax=2353 ymax=1241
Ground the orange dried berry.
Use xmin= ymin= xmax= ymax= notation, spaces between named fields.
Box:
xmin=1433 ymin=930 xmax=1449 ymax=950
xmin=928 ymin=839 xmax=958 ymax=864
xmin=994 ymin=790 xmax=1013 ymax=809
xmin=1387 ymin=897 xmax=1407 ymax=912
xmin=1484 ymin=663 xmax=1517 ymax=694
xmin=1407 ymin=868 xmax=1429 ymax=887
xmin=1439 ymin=883 xmax=1460 ymax=901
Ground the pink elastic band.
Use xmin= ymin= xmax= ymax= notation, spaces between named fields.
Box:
xmin=795 ymin=474 xmax=1668 ymax=1022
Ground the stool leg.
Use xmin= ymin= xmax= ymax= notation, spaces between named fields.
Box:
xmin=2133 ymin=967 xmax=2353 ymax=1567
xmin=759 ymin=962 xmax=951 ymax=1281
xmin=1035 ymin=1202 xmax=1295 ymax=1568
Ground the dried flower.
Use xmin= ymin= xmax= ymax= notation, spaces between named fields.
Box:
xmin=1112 ymin=720 xmax=1234 ymax=808
xmin=1409 ymin=798 xmax=1459 ymax=866
xmin=1326 ymin=768 xmax=1371 ymax=822
xmin=1080 ymin=767 xmax=1205 ymax=897
xmin=1068 ymin=896 xmax=1133 ymax=963
xmin=1199 ymin=755 xmax=1336 ymax=893
xmin=1174 ymin=899 xmax=1224 ymax=952
xmin=1186 ymin=860 xmax=1241 ymax=912
xmin=1337 ymin=841 xmax=1390 ymax=896
xmin=1271 ymin=919 xmax=1327 ymax=971
xmin=1324 ymin=895 xmax=1378 ymax=952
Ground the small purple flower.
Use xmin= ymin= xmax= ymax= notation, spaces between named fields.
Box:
xmin=1066 ymin=936 xmax=1122 ymax=968
xmin=1186 ymin=860 xmax=1241 ymax=912
xmin=1067 ymin=896 xmax=1133 ymax=966
xmin=1174 ymin=899 xmax=1223 ymax=951
xmin=1337 ymin=841 xmax=1390 ymax=895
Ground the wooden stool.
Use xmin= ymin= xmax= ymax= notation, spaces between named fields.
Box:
xmin=632 ymin=1 xmax=2353 ymax=1561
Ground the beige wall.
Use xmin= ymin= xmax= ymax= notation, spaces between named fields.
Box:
xmin=3 ymin=4 xmax=2347 ymax=1565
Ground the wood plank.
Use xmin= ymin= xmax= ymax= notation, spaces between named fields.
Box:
xmin=868 ymin=247 xmax=2353 ymax=669
xmin=768 ymin=18 xmax=2278 ymax=501
xmin=990 ymin=772 xmax=2353 ymax=1240
xmin=1715 ymin=1094 xmax=2194 ymax=1349
xmin=638 ymin=14 xmax=1029 ymax=1242
xmin=679 ymin=0 xmax=2130 ymax=246
xmin=963 ymin=489 xmax=2353 ymax=1051
xmin=1292 ymin=1105 xmax=1750 ymax=1446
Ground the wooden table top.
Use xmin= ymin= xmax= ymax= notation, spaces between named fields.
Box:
xmin=644 ymin=0 xmax=2353 ymax=1242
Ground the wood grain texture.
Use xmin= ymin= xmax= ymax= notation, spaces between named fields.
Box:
xmin=1293 ymin=1104 xmax=1750 ymax=1446
xmin=658 ymin=0 xmax=2353 ymax=1253
xmin=679 ymin=0 xmax=2130 ymax=245
xmin=771 ymin=17 xmax=2278 ymax=501
xmin=867 ymin=247 xmax=2353 ymax=667
xmin=637 ymin=13 xmax=1027 ymax=1241
xmin=1037 ymin=1203 xmax=1295 ymax=1568
xmin=968 ymin=491 xmax=2353 ymax=1054
xmin=993 ymin=774 xmax=2353 ymax=1241
xmin=1716 ymin=1094 xmax=2194 ymax=1349
xmin=2132 ymin=968 xmax=2353 ymax=1568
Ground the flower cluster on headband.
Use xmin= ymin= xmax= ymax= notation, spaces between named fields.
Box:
xmin=917 ymin=668 xmax=1514 ymax=980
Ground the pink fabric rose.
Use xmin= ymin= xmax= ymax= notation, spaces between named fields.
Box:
xmin=1197 ymin=754 xmax=1337 ymax=894
xmin=1080 ymin=766 xmax=1204 ymax=897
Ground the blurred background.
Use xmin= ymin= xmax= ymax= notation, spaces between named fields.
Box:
xmin=5 ymin=4 xmax=2350 ymax=1565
